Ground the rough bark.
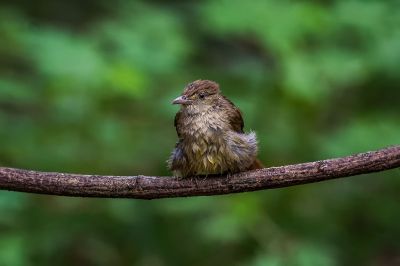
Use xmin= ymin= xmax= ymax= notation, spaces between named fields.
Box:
xmin=0 ymin=145 xmax=399 ymax=200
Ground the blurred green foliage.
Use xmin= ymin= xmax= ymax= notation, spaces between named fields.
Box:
xmin=0 ymin=0 xmax=399 ymax=265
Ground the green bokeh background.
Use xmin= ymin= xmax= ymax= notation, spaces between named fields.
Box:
xmin=0 ymin=0 xmax=399 ymax=265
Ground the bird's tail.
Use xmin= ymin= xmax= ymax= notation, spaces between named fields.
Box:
xmin=249 ymin=158 xmax=264 ymax=170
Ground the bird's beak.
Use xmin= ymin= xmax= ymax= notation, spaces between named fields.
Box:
xmin=172 ymin=96 xmax=192 ymax=105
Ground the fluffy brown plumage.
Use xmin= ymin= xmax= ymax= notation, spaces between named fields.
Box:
xmin=168 ymin=80 xmax=262 ymax=178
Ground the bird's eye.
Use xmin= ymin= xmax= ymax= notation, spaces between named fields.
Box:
xmin=199 ymin=93 xmax=206 ymax=99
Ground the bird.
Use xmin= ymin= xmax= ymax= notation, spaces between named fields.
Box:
xmin=168 ymin=79 xmax=263 ymax=178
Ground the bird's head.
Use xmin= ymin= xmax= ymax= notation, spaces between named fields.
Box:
xmin=172 ymin=80 xmax=220 ymax=107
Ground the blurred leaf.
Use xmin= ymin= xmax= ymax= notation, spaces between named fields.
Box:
xmin=24 ymin=28 xmax=105 ymax=87
xmin=105 ymin=63 xmax=148 ymax=97
xmin=321 ymin=116 xmax=400 ymax=156
xmin=0 ymin=235 xmax=27 ymax=266
xmin=95 ymin=4 xmax=190 ymax=73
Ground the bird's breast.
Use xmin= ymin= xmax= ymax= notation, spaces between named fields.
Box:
xmin=174 ymin=108 xmax=258 ymax=175
xmin=178 ymin=110 xmax=228 ymax=169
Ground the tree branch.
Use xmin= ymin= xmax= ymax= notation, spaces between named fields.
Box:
xmin=0 ymin=146 xmax=399 ymax=199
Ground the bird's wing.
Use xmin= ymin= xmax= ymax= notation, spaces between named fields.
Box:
xmin=222 ymin=96 xmax=244 ymax=133
xmin=174 ymin=109 xmax=183 ymax=138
